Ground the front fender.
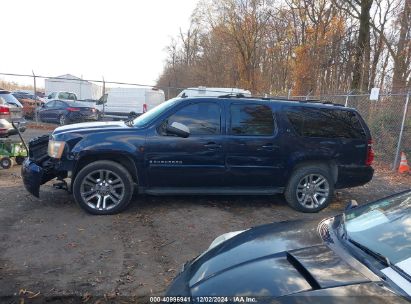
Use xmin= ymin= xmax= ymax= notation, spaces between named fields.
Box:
xmin=70 ymin=140 xmax=139 ymax=158
xmin=69 ymin=137 xmax=144 ymax=185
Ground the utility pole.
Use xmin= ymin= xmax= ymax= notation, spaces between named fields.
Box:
xmin=32 ymin=70 xmax=38 ymax=125
xmin=102 ymin=76 xmax=106 ymax=117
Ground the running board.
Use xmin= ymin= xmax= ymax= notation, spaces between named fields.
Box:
xmin=140 ymin=187 xmax=284 ymax=196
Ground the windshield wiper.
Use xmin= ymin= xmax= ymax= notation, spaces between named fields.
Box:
xmin=348 ymin=238 xmax=411 ymax=283
xmin=348 ymin=238 xmax=390 ymax=266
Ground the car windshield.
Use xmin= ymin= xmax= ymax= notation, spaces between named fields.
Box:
xmin=132 ymin=98 xmax=181 ymax=127
xmin=0 ymin=93 xmax=23 ymax=107
xmin=58 ymin=92 xmax=76 ymax=100
xmin=345 ymin=190 xmax=411 ymax=264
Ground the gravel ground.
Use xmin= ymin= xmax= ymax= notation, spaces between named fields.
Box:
xmin=0 ymin=126 xmax=410 ymax=302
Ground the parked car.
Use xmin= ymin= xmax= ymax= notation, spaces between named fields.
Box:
xmin=166 ymin=190 xmax=411 ymax=302
xmin=21 ymin=96 xmax=374 ymax=214
xmin=14 ymin=90 xmax=47 ymax=103
xmin=96 ymin=87 xmax=165 ymax=120
xmin=37 ymin=100 xmax=99 ymax=125
xmin=46 ymin=91 xmax=78 ymax=102
xmin=12 ymin=92 xmax=44 ymax=118
xmin=0 ymin=89 xmax=26 ymax=137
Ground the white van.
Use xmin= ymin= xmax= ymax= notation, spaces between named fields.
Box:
xmin=98 ymin=87 xmax=165 ymax=119
xmin=177 ymin=87 xmax=252 ymax=98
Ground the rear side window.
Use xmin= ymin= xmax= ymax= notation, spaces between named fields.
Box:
xmin=230 ymin=104 xmax=275 ymax=136
xmin=165 ymin=102 xmax=221 ymax=135
xmin=44 ymin=101 xmax=55 ymax=108
xmin=55 ymin=101 xmax=67 ymax=108
xmin=287 ymin=107 xmax=365 ymax=139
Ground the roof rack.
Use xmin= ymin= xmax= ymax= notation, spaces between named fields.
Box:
xmin=274 ymin=97 xmax=345 ymax=107
xmin=187 ymin=93 xmax=345 ymax=107
xmin=218 ymin=93 xmax=247 ymax=98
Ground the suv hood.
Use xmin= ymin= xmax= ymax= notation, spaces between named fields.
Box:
xmin=53 ymin=121 xmax=129 ymax=135
xmin=167 ymin=220 xmax=376 ymax=297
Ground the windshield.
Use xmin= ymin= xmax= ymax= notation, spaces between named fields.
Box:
xmin=345 ymin=190 xmax=411 ymax=264
xmin=132 ymin=98 xmax=181 ymax=127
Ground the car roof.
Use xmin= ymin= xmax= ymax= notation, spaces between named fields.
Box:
xmin=63 ymin=100 xmax=90 ymax=107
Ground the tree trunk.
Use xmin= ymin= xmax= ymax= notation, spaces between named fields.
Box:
xmin=392 ymin=0 xmax=411 ymax=92
xmin=351 ymin=0 xmax=373 ymax=92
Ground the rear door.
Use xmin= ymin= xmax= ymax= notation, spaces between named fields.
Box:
xmin=51 ymin=101 xmax=67 ymax=122
xmin=145 ymin=99 xmax=225 ymax=187
xmin=38 ymin=101 xmax=55 ymax=121
xmin=224 ymin=102 xmax=285 ymax=187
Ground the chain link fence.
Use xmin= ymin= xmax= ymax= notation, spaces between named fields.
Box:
xmin=0 ymin=72 xmax=409 ymax=171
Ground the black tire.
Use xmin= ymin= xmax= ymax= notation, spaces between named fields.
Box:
xmin=284 ymin=164 xmax=334 ymax=213
xmin=73 ymin=160 xmax=134 ymax=215
xmin=15 ymin=156 xmax=26 ymax=165
xmin=0 ymin=157 xmax=12 ymax=169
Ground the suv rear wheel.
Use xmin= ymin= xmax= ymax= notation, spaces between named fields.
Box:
xmin=285 ymin=165 xmax=334 ymax=213
xmin=73 ymin=160 xmax=134 ymax=215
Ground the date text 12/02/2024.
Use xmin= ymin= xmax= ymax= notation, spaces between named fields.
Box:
xmin=150 ymin=297 xmax=258 ymax=303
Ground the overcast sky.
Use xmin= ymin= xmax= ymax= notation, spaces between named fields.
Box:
xmin=1 ymin=0 xmax=197 ymax=87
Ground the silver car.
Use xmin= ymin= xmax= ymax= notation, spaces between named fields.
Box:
xmin=0 ymin=90 xmax=26 ymax=137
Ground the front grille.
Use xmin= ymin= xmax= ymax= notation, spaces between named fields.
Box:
xmin=29 ymin=134 xmax=50 ymax=163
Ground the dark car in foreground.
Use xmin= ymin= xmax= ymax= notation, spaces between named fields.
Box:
xmin=22 ymin=96 xmax=373 ymax=214
xmin=37 ymin=100 xmax=99 ymax=125
xmin=166 ymin=190 xmax=411 ymax=303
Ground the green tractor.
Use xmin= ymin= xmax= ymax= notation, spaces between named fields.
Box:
xmin=0 ymin=138 xmax=28 ymax=169
xmin=0 ymin=122 xmax=29 ymax=169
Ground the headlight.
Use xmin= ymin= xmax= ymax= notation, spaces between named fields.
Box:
xmin=48 ymin=140 xmax=66 ymax=159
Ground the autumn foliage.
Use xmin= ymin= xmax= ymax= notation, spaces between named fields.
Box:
xmin=157 ymin=0 xmax=411 ymax=97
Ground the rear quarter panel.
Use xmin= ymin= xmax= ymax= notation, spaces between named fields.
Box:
xmin=277 ymin=105 xmax=340 ymax=181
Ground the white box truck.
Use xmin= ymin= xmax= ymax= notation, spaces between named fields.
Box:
xmin=98 ymin=87 xmax=165 ymax=119
xmin=45 ymin=74 xmax=103 ymax=100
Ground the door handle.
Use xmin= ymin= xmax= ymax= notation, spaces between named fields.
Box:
xmin=204 ymin=142 xmax=222 ymax=150
xmin=260 ymin=143 xmax=278 ymax=151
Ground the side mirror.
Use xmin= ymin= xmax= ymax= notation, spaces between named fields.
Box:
xmin=345 ymin=200 xmax=358 ymax=211
xmin=166 ymin=122 xmax=190 ymax=138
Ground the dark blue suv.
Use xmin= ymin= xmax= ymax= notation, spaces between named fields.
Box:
xmin=21 ymin=97 xmax=374 ymax=214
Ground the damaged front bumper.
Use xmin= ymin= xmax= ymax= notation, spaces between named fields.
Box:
xmin=22 ymin=159 xmax=44 ymax=197
xmin=21 ymin=135 xmax=63 ymax=197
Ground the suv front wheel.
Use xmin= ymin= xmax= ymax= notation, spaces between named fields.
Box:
xmin=285 ymin=165 xmax=334 ymax=213
xmin=73 ymin=160 xmax=134 ymax=215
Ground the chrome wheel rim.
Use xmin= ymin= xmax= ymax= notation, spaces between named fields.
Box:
xmin=296 ymin=174 xmax=329 ymax=209
xmin=80 ymin=169 xmax=125 ymax=211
